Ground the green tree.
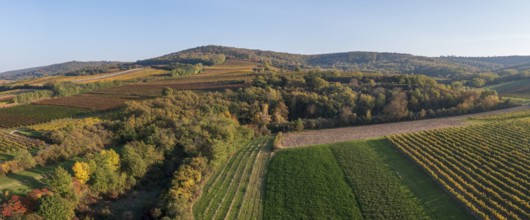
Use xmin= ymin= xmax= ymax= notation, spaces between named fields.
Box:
xmin=38 ymin=195 xmax=75 ymax=220
xmin=470 ymin=78 xmax=486 ymax=87
xmin=122 ymin=145 xmax=147 ymax=178
xmin=48 ymin=167 xmax=75 ymax=200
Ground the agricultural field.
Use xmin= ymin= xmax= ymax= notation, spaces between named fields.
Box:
xmin=263 ymin=139 xmax=466 ymax=220
xmin=193 ymin=137 xmax=272 ymax=220
xmin=87 ymin=60 xmax=257 ymax=98
xmin=488 ymin=78 xmax=530 ymax=98
xmin=263 ymin=146 xmax=363 ymax=219
xmin=0 ymin=89 xmax=33 ymax=107
xmin=10 ymin=68 xmax=166 ymax=86
xmin=0 ymin=131 xmax=45 ymax=155
xmin=389 ymin=115 xmax=530 ymax=219
xmin=331 ymin=141 xmax=428 ymax=219
xmin=93 ymin=81 xmax=246 ymax=97
xmin=280 ymin=105 xmax=529 ymax=147
xmin=36 ymin=94 xmax=128 ymax=110
xmin=0 ymin=104 xmax=92 ymax=128
xmin=72 ymin=68 xmax=167 ymax=83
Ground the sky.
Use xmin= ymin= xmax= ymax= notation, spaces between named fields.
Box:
xmin=1 ymin=0 xmax=530 ymax=72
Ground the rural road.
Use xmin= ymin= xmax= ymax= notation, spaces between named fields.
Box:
xmin=72 ymin=68 xmax=143 ymax=83
xmin=281 ymin=106 xmax=530 ymax=148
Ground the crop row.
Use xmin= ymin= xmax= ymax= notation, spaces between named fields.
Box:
xmin=193 ymin=137 xmax=270 ymax=220
xmin=0 ymin=104 xmax=92 ymax=128
xmin=331 ymin=141 xmax=429 ymax=219
xmin=389 ymin=119 xmax=530 ymax=220
xmin=0 ymin=131 xmax=45 ymax=153
xmin=36 ymin=94 xmax=127 ymax=111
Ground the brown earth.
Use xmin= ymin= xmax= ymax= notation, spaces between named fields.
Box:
xmin=281 ymin=106 xmax=530 ymax=148
xmin=36 ymin=94 xmax=127 ymax=110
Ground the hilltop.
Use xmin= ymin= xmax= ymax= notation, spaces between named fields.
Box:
xmin=140 ymin=45 xmax=530 ymax=77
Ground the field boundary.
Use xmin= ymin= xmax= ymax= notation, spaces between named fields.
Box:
xmin=281 ymin=106 xmax=529 ymax=148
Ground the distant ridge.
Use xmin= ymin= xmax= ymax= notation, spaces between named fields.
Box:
xmin=0 ymin=61 xmax=126 ymax=80
xmin=4 ymin=45 xmax=530 ymax=80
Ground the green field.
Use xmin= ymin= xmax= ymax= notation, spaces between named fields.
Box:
xmin=0 ymin=160 xmax=75 ymax=195
xmin=193 ymin=137 xmax=272 ymax=220
xmin=263 ymin=139 xmax=472 ymax=219
xmin=263 ymin=146 xmax=363 ymax=219
xmin=331 ymin=141 xmax=428 ymax=219
xmin=489 ymin=78 xmax=530 ymax=98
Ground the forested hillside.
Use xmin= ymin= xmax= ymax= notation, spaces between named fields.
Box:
xmin=0 ymin=61 xmax=128 ymax=80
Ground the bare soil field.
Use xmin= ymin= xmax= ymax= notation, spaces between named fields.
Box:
xmin=281 ymin=106 xmax=530 ymax=148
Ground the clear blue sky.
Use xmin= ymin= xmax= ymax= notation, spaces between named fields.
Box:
xmin=1 ymin=0 xmax=530 ymax=72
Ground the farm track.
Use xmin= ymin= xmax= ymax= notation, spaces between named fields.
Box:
xmin=71 ymin=68 xmax=143 ymax=83
xmin=194 ymin=137 xmax=272 ymax=220
xmin=281 ymin=106 xmax=530 ymax=148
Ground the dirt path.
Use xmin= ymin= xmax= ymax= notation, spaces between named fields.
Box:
xmin=281 ymin=106 xmax=530 ymax=148
xmin=71 ymin=68 xmax=143 ymax=83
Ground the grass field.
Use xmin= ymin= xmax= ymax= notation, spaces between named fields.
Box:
xmin=263 ymin=146 xmax=363 ymax=219
xmin=488 ymin=78 xmax=530 ymax=98
xmin=0 ymin=160 xmax=74 ymax=195
xmin=389 ymin=116 xmax=530 ymax=219
xmin=0 ymin=104 xmax=93 ymax=128
xmin=193 ymin=137 xmax=272 ymax=220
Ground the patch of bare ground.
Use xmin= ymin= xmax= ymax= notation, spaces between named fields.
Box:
xmin=281 ymin=106 xmax=530 ymax=148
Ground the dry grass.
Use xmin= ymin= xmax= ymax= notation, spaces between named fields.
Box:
xmin=78 ymin=68 xmax=167 ymax=83
xmin=281 ymin=106 xmax=530 ymax=148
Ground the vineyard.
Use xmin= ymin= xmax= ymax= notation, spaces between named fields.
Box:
xmin=75 ymin=68 xmax=168 ymax=83
xmin=93 ymin=81 xmax=246 ymax=97
xmin=389 ymin=117 xmax=530 ymax=219
xmin=36 ymin=94 xmax=127 ymax=110
xmin=0 ymin=104 xmax=92 ymax=128
xmin=193 ymin=137 xmax=272 ymax=220
xmin=263 ymin=140 xmax=440 ymax=219
xmin=0 ymin=131 xmax=45 ymax=155
xmin=331 ymin=141 xmax=429 ymax=219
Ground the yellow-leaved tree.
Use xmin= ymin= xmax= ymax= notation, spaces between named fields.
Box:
xmin=100 ymin=149 xmax=120 ymax=171
xmin=72 ymin=161 xmax=91 ymax=183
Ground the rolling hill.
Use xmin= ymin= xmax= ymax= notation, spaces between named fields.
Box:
xmin=3 ymin=45 xmax=530 ymax=81
xmin=0 ymin=61 xmax=127 ymax=80
xmin=140 ymin=45 xmax=530 ymax=78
